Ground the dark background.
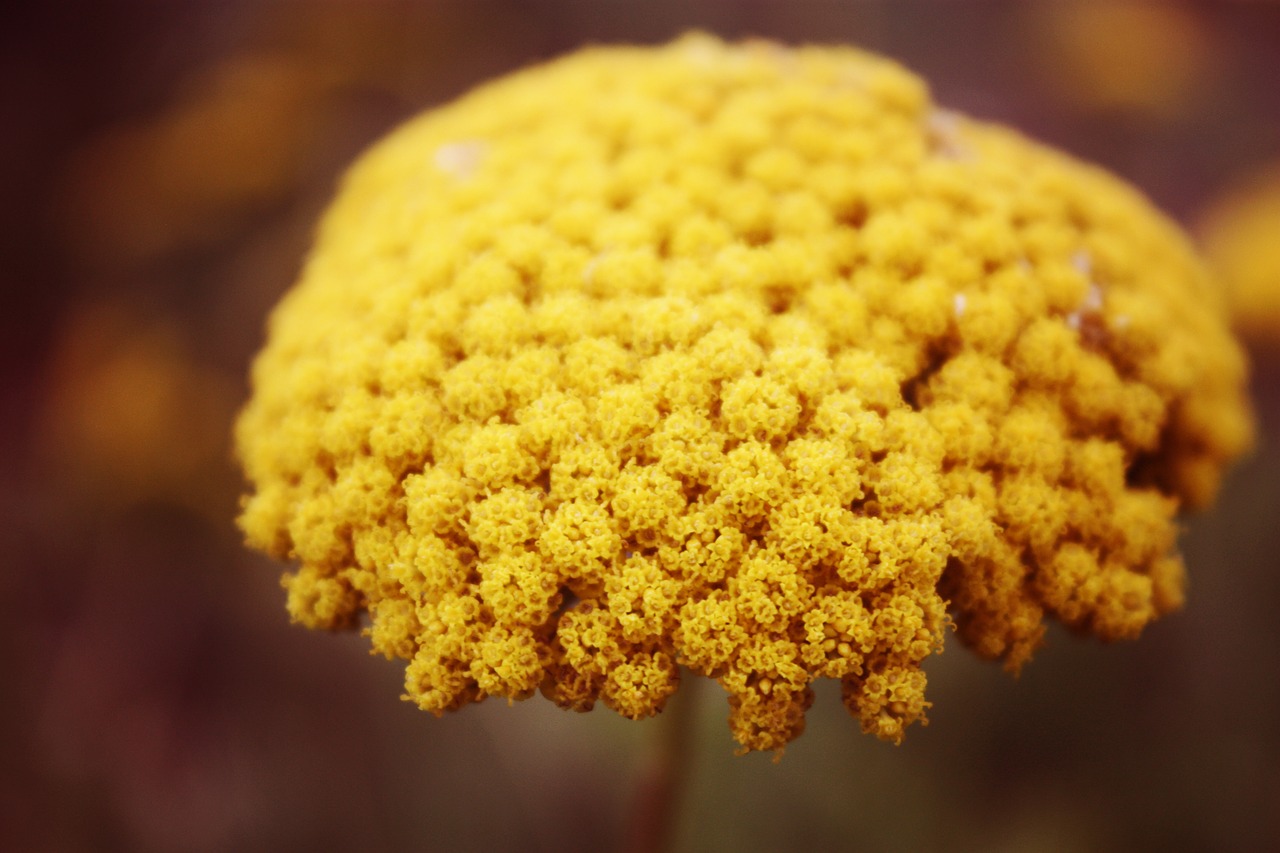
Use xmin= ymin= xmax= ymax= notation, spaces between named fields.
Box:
xmin=4 ymin=2 xmax=1279 ymax=851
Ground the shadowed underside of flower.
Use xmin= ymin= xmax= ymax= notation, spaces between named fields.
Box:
xmin=235 ymin=34 xmax=1253 ymax=754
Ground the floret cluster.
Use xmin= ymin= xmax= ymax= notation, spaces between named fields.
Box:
xmin=236 ymin=35 xmax=1252 ymax=752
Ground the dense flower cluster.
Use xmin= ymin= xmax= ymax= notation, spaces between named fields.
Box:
xmin=236 ymin=35 xmax=1252 ymax=753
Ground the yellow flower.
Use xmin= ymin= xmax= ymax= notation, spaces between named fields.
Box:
xmin=41 ymin=303 xmax=239 ymax=517
xmin=1199 ymin=165 xmax=1280 ymax=345
xmin=1030 ymin=0 xmax=1215 ymax=119
xmin=235 ymin=34 xmax=1253 ymax=753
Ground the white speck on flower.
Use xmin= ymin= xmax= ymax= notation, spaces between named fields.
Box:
xmin=926 ymin=110 xmax=971 ymax=161
xmin=953 ymin=293 xmax=967 ymax=318
xmin=433 ymin=140 xmax=486 ymax=180
xmin=681 ymin=33 xmax=722 ymax=66
xmin=1082 ymin=282 xmax=1103 ymax=312
xmin=583 ymin=255 xmax=601 ymax=286
xmin=1066 ymin=284 xmax=1104 ymax=331
xmin=1072 ymin=249 xmax=1093 ymax=277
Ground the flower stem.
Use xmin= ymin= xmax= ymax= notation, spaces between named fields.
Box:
xmin=624 ymin=673 xmax=700 ymax=853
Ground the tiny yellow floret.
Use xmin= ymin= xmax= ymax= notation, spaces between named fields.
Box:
xmin=236 ymin=34 xmax=1253 ymax=754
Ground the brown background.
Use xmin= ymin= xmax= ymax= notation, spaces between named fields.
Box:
xmin=4 ymin=2 xmax=1279 ymax=851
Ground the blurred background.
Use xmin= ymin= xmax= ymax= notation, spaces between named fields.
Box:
xmin=3 ymin=1 xmax=1279 ymax=851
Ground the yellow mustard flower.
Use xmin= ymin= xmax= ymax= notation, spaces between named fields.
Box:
xmin=236 ymin=35 xmax=1253 ymax=753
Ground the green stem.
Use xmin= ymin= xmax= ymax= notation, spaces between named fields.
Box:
xmin=623 ymin=673 xmax=700 ymax=853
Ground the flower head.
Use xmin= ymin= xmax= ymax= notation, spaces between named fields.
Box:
xmin=236 ymin=35 xmax=1252 ymax=753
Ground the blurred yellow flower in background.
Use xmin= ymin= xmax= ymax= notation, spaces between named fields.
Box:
xmin=235 ymin=35 xmax=1252 ymax=755
xmin=1200 ymin=165 xmax=1280 ymax=346
xmin=58 ymin=55 xmax=332 ymax=265
xmin=1031 ymin=0 xmax=1216 ymax=119
xmin=39 ymin=304 xmax=239 ymax=517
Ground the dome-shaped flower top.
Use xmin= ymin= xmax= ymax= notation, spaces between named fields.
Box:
xmin=236 ymin=35 xmax=1253 ymax=753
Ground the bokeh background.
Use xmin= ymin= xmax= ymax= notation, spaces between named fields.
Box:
xmin=4 ymin=2 xmax=1280 ymax=851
